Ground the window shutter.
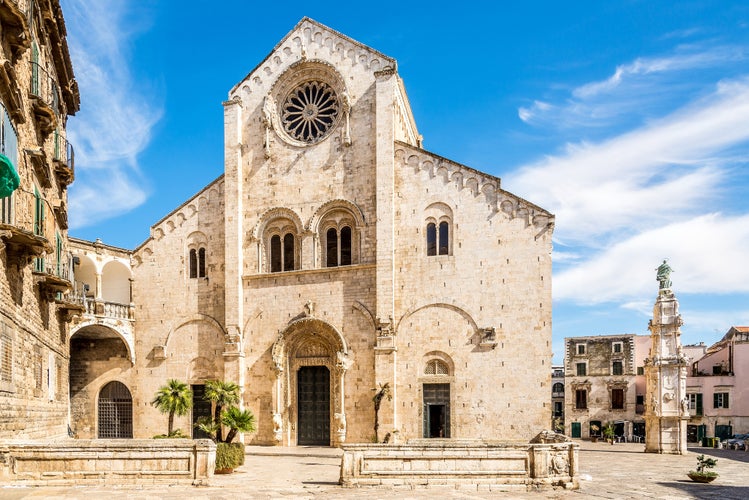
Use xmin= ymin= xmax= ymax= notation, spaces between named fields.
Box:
xmin=714 ymin=392 xmax=719 ymax=408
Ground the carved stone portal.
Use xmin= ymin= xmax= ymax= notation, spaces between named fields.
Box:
xmin=270 ymin=316 xmax=350 ymax=446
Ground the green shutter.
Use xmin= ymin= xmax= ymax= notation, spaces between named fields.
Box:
xmin=34 ymin=187 xmax=44 ymax=235
xmin=696 ymin=393 xmax=703 ymax=415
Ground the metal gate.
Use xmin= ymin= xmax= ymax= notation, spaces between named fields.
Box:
xmin=98 ymin=381 xmax=133 ymax=438
xmin=297 ymin=366 xmax=330 ymax=445
xmin=192 ymin=384 xmax=213 ymax=440
xmin=423 ymin=383 xmax=450 ymax=438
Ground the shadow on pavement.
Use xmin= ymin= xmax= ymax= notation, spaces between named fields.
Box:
xmin=658 ymin=481 xmax=749 ymax=500
xmin=691 ymin=447 xmax=749 ymax=464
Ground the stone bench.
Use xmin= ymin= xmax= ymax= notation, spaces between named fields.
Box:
xmin=0 ymin=439 xmax=215 ymax=486
xmin=340 ymin=439 xmax=579 ymax=491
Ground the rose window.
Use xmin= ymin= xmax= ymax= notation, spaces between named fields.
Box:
xmin=281 ymin=81 xmax=339 ymax=143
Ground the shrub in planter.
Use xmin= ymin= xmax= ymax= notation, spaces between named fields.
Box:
xmin=688 ymin=454 xmax=718 ymax=483
xmin=215 ymin=442 xmax=245 ymax=472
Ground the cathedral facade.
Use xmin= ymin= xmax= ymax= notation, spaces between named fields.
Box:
xmin=69 ymin=18 xmax=554 ymax=446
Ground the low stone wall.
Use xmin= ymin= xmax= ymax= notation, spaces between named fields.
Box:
xmin=340 ymin=439 xmax=579 ymax=491
xmin=0 ymin=439 xmax=215 ymax=485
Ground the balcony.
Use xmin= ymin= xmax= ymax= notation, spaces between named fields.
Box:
xmin=552 ymin=392 xmax=565 ymax=399
xmin=34 ymin=260 xmax=73 ymax=300
xmin=0 ymin=223 xmax=50 ymax=263
xmin=29 ymin=62 xmax=59 ymax=136
xmin=25 ymin=147 xmax=52 ymax=188
xmin=53 ymin=131 xmax=74 ymax=186
xmin=0 ymin=1 xmax=30 ymax=61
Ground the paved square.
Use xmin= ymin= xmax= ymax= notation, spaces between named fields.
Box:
xmin=2 ymin=442 xmax=748 ymax=498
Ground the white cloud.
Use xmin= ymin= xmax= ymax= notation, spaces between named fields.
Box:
xmin=574 ymin=45 xmax=746 ymax=98
xmin=520 ymin=44 xmax=748 ymax=129
xmin=507 ymin=77 xmax=749 ymax=244
xmin=62 ymin=0 xmax=161 ymax=228
xmin=554 ymin=213 xmax=749 ymax=303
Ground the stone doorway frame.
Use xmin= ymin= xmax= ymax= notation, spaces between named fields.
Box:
xmin=271 ymin=316 xmax=351 ymax=446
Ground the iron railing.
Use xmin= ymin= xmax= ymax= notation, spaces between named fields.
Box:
xmin=30 ymin=61 xmax=59 ymax=115
xmin=53 ymin=130 xmax=74 ymax=169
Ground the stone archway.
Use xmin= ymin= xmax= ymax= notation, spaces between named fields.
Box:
xmin=69 ymin=325 xmax=132 ymax=438
xmin=271 ymin=316 xmax=351 ymax=446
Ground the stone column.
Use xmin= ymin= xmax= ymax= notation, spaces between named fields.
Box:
xmin=333 ymin=357 xmax=348 ymax=446
xmin=644 ymin=271 xmax=688 ymax=454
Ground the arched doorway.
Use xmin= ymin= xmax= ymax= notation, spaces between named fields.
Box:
xmin=297 ymin=366 xmax=330 ymax=445
xmin=271 ymin=317 xmax=351 ymax=446
xmin=98 ymin=381 xmax=133 ymax=438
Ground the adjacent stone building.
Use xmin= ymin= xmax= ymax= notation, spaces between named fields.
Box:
xmin=66 ymin=18 xmax=555 ymax=446
xmin=0 ymin=0 xmax=79 ymax=439
xmin=563 ymin=334 xmax=650 ymax=441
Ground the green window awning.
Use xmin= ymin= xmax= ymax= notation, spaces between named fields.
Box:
xmin=0 ymin=153 xmax=20 ymax=198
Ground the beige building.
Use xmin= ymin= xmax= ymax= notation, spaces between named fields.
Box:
xmin=564 ymin=334 xmax=649 ymax=441
xmin=64 ymin=18 xmax=555 ymax=446
xmin=0 ymin=0 xmax=80 ymax=439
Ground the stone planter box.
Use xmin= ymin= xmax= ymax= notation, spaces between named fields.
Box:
xmin=0 ymin=439 xmax=215 ymax=486
xmin=340 ymin=439 xmax=579 ymax=491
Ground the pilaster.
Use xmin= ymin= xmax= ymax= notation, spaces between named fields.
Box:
xmin=373 ymin=68 xmax=397 ymax=435
xmin=222 ymin=97 xmax=245 ymax=388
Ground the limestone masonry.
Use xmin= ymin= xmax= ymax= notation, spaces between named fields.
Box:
xmin=2 ymin=15 xmax=555 ymax=447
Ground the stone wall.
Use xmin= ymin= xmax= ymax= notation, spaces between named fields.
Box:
xmin=0 ymin=439 xmax=215 ymax=485
xmin=340 ymin=440 xmax=578 ymax=491
xmin=0 ymin=0 xmax=79 ymax=440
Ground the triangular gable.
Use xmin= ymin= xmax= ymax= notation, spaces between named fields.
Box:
xmin=229 ymin=17 xmax=397 ymax=97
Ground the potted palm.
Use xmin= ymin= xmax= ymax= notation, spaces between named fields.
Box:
xmin=151 ymin=379 xmax=192 ymax=437
xmin=210 ymin=408 xmax=256 ymax=473
xmin=602 ymin=423 xmax=615 ymax=444
xmin=196 ymin=380 xmax=256 ymax=474
xmin=590 ymin=424 xmax=600 ymax=443
xmin=688 ymin=454 xmax=718 ymax=483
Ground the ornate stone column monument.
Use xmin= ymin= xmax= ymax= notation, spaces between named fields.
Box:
xmin=644 ymin=260 xmax=689 ymax=454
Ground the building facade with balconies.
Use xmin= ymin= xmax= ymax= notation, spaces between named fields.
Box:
xmin=564 ymin=334 xmax=649 ymax=441
xmin=686 ymin=327 xmax=749 ymax=442
xmin=0 ymin=0 xmax=79 ymax=439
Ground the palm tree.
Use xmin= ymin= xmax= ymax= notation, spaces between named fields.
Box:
xmin=372 ymin=382 xmax=392 ymax=443
xmin=204 ymin=380 xmax=240 ymax=442
xmin=151 ymin=379 xmax=192 ymax=436
xmin=222 ymin=406 xmax=256 ymax=443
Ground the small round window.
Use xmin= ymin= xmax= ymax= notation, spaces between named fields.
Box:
xmin=281 ymin=80 xmax=339 ymax=144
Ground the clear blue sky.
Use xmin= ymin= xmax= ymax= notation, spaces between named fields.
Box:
xmin=60 ymin=1 xmax=749 ymax=363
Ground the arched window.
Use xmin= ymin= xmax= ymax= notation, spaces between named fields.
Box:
xmin=326 ymin=225 xmax=353 ymax=267
xmin=198 ymin=248 xmax=206 ymax=277
xmin=270 ymin=233 xmax=295 ymax=272
xmin=424 ymin=359 xmax=449 ymax=375
xmin=426 ymin=223 xmax=436 ymax=256
xmin=438 ymin=221 xmax=449 ymax=255
xmin=552 ymin=382 xmax=564 ymax=394
xmin=98 ymin=381 xmax=133 ymax=438
xmin=189 ymin=248 xmax=206 ymax=278
xmin=326 ymin=228 xmax=337 ymax=267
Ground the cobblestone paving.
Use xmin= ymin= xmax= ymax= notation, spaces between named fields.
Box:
xmin=1 ymin=442 xmax=748 ymax=499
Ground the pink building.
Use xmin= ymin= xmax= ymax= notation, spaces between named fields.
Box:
xmin=686 ymin=327 xmax=749 ymax=442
